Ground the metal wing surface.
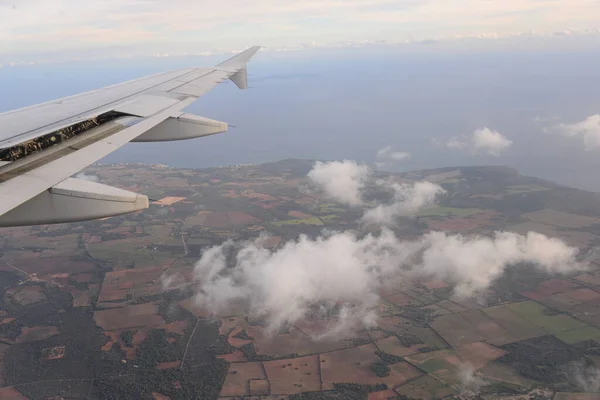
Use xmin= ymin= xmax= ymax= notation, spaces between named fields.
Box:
xmin=0 ymin=46 xmax=260 ymax=226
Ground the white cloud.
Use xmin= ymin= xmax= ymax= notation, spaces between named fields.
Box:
xmin=424 ymin=230 xmax=580 ymax=297
xmin=446 ymin=127 xmax=513 ymax=156
xmin=566 ymin=361 xmax=600 ymax=393
xmin=375 ymin=146 xmax=411 ymax=170
xmin=308 ymin=161 xmax=444 ymax=221
xmin=190 ymin=228 xmax=581 ymax=334
xmin=554 ymin=114 xmax=600 ymax=150
xmin=307 ymin=160 xmax=371 ymax=206
xmin=75 ymin=172 xmax=99 ymax=182
xmin=458 ymin=364 xmax=488 ymax=397
xmin=362 ymin=181 xmax=445 ymax=225
xmin=160 ymin=272 xmax=186 ymax=291
xmin=309 ymin=161 xmax=444 ymax=223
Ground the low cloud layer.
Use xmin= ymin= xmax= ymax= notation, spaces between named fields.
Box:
xmin=554 ymin=114 xmax=600 ymax=150
xmin=187 ymin=159 xmax=581 ymax=337
xmin=191 ymin=229 xmax=580 ymax=334
xmin=375 ymin=146 xmax=411 ymax=170
xmin=458 ymin=364 xmax=487 ymax=397
xmin=307 ymin=160 xmax=370 ymax=206
xmin=362 ymin=181 xmax=445 ymax=225
xmin=447 ymin=127 xmax=513 ymax=156
xmin=566 ymin=361 xmax=600 ymax=393
xmin=308 ymin=160 xmax=444 ymax=223
xmin=75 ymin=172 xmax=99 ymax=182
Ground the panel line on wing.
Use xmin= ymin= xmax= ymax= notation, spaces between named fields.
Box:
xmin=0 ymin=68 xmax=204 ymax=148
xmin=0 ymin=119 xmax=133 ymax=183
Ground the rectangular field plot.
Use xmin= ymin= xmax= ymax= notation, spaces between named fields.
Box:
xmin=553 ymin=326 xmax=600 ymax=344
xmin=376 ymin=336 xmax=432 ymax=358
xmin=461 ymin=310 xmax=518 ymax=345
xmin=220 ymin=362 xmax=266 ymax=397
xmin=405 ymin=349 xmax=462 ymax=385
xmin=455 ymin=342 xmax=506 ymax=370
xmin=417 ymin=207 xmax=483 ymax=218
xmin=320 ymin=344 xmax=422 ymax=390
xmin=430 ymin=310 xmax=517 ymax=347
xmin=478 ymin=361 xmax=539 ymax=390
xmin=575 ymin=273 xmax=600 ymax=286
xmin=93 ymin=303 xmax=165 ymax=331
xmin=430 ymin=314 xmax=482 ymax=347
xmin=523 ymin=209 xmax=600 ymax=228
xmin=482 ymin=305 xmax=546 ymax=341
xmin=393 ymin=375 xmax=456 ymax=400
xmin=436 ymin=300 xmax=469 ymax=313
xmin=507 ymin=301 xmax=588 ymax=333
xmin=570 ymin=304 xmax=600 ymax=328
xmin=264 ymin=355 xmax=321 ymax=395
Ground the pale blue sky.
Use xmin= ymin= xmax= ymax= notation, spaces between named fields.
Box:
xmin=1 ymin=0 xmax=600 ymax=63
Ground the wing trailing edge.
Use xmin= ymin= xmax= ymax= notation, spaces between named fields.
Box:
xmin=218 ymin=46 xmax=260 ymax=89
xmin=0 ymin=46 xmax=262 ymax=226
xmin=132 ymin=113 xmax=227 ymax=142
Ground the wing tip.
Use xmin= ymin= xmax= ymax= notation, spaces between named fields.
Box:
xmin=217 ymin=46 xmax=262 ymax=68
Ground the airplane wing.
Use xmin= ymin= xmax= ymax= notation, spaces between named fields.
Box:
xmin=0 ymin=46 xmax=261 ymax=227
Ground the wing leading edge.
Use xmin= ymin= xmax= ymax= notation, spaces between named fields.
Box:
xmin=0 ymin=46 xmax=261 ymax=227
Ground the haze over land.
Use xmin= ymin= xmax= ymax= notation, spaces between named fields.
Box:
xmin=4 ymin=0 xmax=600 ymax=398
xmin=3 ymin=43 xmax=600 ymax=191
xmin=1 ymin=160 xmax=600 ymax=398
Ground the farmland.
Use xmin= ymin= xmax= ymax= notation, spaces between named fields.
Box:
xmin=0 ymin=160 xmax=599 ymax=398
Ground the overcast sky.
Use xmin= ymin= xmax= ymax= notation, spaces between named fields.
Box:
xmin=1 ymin=0 xmax=600 ymax=62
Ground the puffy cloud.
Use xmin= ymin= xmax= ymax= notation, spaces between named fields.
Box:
xmin=309 ymin=161 xmax=444 ymax=222
xmin=375 ymin=146 xmax=411 ymax=170
xmin=566 ymin=360 xmax=600 ymax=393
xmin=362 ymin=181 xmax=445 ymax=225
xmin=186 ymin=158 xmax=580 ymax=337
xmin=75 ymin=172 xmax=99 ymax=182
xmin=447 ymin=127 xmax=513 ymax=156
xmin=458 ymin=364 xmax=488 ymax=397
xmin=307 ymin=160 xmax=371 ymax=206
xmin=554 ymin=114 xmax=600 ymax=150
xmin=160 ymin=272 xmax=186 ymax=292
xmin=190 ymin=228 xmax=580 ymax=334
xmin=417 ymin=230 xmax=579 ymax=298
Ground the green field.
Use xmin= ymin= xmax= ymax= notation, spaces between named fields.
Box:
xmin=406 ymin=350 xmax=456 ymax=374
xmin=419 ymin=357 xmax=454 ymax=373
xmin=506 ymin=184 xmax=551 ymax=194
xmin=320 ymin=215 xmax=340 ymax=221
xmin=316 ymin=203 xmax=346 ymax=213
xmin=406 ymin=350 xmax=461 ymax=386
xmin=554 ymin=326 xmax=600 ymax=344
xmin=272 ymin=217 xmax=324 ymax=227
xmin=86 ymin=249 xmax=172 ymax=268
xmin=394 ymin=375 xmax=456 ymax=400
xmin=482 ymin=305 xmax=546 ymax=341
xmin=479 ymin=361 xmax=539 ymax=390
xmin=507 ymin=301 xmax=588 ymax=333
xmin=417 ymin=207 xmax=483 ymax=218
xmin=120 ymin=221 xmax=138 ymax=227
